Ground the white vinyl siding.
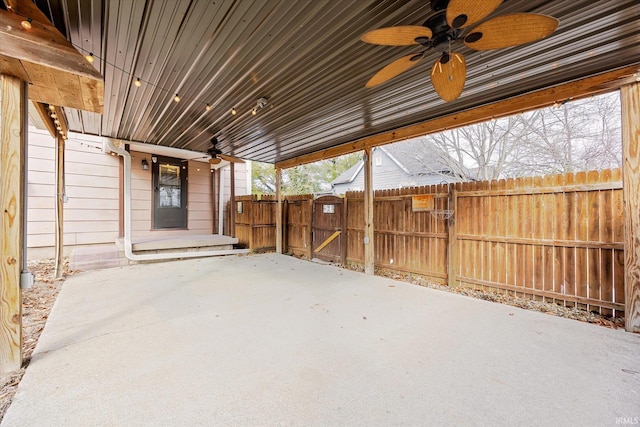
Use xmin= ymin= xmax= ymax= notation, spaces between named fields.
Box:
xmin=27 ymin=128 xmax=120 ymax=248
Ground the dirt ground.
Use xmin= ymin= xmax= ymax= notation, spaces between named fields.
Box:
xmin=0 ymin=258 xmax=73 ymax=423
xmin=0 ymin=256 xmax=625 ymax=422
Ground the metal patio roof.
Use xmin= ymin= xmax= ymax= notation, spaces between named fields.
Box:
xmin=13 ymin=0 xmax=640 ymax=164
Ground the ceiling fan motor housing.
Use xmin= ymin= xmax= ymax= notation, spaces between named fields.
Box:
xmin=430 ymin=0 xmax=450 ymax=12
xmin=423 ymin=11 xmax=460 ymax=52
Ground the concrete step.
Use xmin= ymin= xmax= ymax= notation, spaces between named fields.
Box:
xmin=69 ymin=245 xmax=128 ymax=272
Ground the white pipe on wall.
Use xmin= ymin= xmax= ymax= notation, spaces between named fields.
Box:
xmin=103 ymin=138 xmax=248 ymax=261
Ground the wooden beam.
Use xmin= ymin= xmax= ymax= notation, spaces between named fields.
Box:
xmin=621 ymin=81 xmax=640 ymax=333
xmin=276 ymin=66 xmax=640 ymax=170
xmin=6 ymin=0 xmax=53 ymax=27
xmin=0 ymin=9 xmax=103 ymax=113
xmin=0 ymin=74 xmax=25 ymax=373
xmin=32 ymin=102 xmax=68 ymax=139
xmin=230 ymin=163 xmax=236 ymax=238
xmin=54 ymin=133 xmax=65 ymax=279
xmin=363 ymin=148 xmax=374 ymax=275
xmin=32 ymin=101 xmax=57 ymax=137
xmin=275 ymin=168 xmax=283 ymax=254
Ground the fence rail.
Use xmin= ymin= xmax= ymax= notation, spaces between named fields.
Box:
xmin=242 ymin=169 xmax=625 ymax=317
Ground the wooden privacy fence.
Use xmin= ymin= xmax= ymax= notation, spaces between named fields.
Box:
xmin=453 ymin=169 xmax=624 ymax=317
xmin=235 ymin=195 xmax=277 ymax=252
xmin=240 ymin=169 xmax=624 ymax=317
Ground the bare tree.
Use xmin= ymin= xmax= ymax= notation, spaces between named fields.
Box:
xmin=407 ymin=91 xmax=622 ymax=180
xmin=509 ymin=92 xmax=621 ymax=176
xmin=415 ymin=114 xmax=531 ymax=180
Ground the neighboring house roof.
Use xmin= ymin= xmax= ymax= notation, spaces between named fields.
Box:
xmin=381 ymin=139 xmax=467 ymax=177
xmin=332 ymin=161 xmax=364 ymax=185
xmin=331 ymin=139 xmax=469 ymax=188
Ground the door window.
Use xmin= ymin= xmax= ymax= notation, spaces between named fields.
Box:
xmin=158 ymin=164 xmax=181 ymax=208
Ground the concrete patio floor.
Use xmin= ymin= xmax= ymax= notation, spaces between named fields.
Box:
xmin=3 ymin=253 xmax=639 ymax=426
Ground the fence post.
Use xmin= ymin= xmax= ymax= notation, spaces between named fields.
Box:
xmin=621 ymin=82 xmax=640 ymax=333
xmin=307 ymin=197 xmax=313 ymax=259
xmin=448 ymin=187 xmax=458 ymax=287
xmin=282 ymin=197 xmax=289 ymax=254
xmin=363 ymin=148 xmax=374 ymax=275
xmin=276 ymin=168 xmax=283 ymax=254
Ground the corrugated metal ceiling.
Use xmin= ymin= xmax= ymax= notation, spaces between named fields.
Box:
xmin=28 ymin=0 xmax=640 ymax=163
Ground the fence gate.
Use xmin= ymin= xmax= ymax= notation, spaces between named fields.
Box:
xmin=312 ymin=196 xmax=345 ymax=263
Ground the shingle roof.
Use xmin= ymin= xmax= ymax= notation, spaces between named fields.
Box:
xmin=332 ymin=161 xmax=364 ymax=185
xmin=331 ymin=138 xmax=470 ymax=186
xmin=382 ymin=139 xmax=460 ymax=176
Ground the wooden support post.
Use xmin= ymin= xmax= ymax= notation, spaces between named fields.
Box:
xmin=211 ymin=168 xmax=217 ymax=234
xmin=282 ymin=198 xmax=289 ymax=254
xmin=621 ymin=82 xmax=640 ymax=333
xmin=448 ymin=187 xmax=458 ymax=287
xmin=275 ymin=167 xmax=283 ymax=254
xmin=218 ymin=167 xmax=225 ymax=235
xmin=54 ymin=133 xmax=65 ymax=278
xmin=230 ymin=163 xmax=236 ymax=238
xmin=0 ymin=74 xmax=25 ymax=373
xmin=363 ymin=147 xmax=374 ymax=275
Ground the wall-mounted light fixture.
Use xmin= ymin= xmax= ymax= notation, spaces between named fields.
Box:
xmin=141 ymin=158 xmax=149 ymax=170
xmin=151 ymin=155 xmax=158 ymax=164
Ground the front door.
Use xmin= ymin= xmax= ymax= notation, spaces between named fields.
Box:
xmin=152 ymin=156 xmax=187 ymax=229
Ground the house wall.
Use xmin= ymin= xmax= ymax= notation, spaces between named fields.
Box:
xmin=130 ymin=151 xmax=216 ymax=238
xmin=27 ymin=128 xmax=120 ymax=258
xmin=27 ymin=127 xmax=249 ymax=259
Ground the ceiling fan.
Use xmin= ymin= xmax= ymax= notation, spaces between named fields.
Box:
xmin=207 ymin=137 xmax=245 ymax=165
xmin=361 ymin=0 xmax=559 ymax=102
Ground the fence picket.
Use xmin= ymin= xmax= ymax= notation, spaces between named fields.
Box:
xmin=248 ymin=168 xmax=624 ymax=314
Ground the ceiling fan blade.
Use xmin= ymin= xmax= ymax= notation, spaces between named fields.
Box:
xmin=366 ymin=54 xmax=422 ymax=88
xmin=446 ymin=0 xmax=503 ymax=29
xmin=209 ymin=158 xmax=222 ymax=165
xmin=361 ymin=26 xmax=432 ymax=46
xmin=464 ymin=14 xmax=559 ymax=51
xmin=218 ymin=153 xmax=245 ymax=163
xmin=430 ymin=52 xmax=466 ymax=102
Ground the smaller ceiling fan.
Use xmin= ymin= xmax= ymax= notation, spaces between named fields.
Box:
xmin=361 ymin=0 xmax=559 ymax=102
xmin=207 ymin=137 xmax=245 ymax=165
